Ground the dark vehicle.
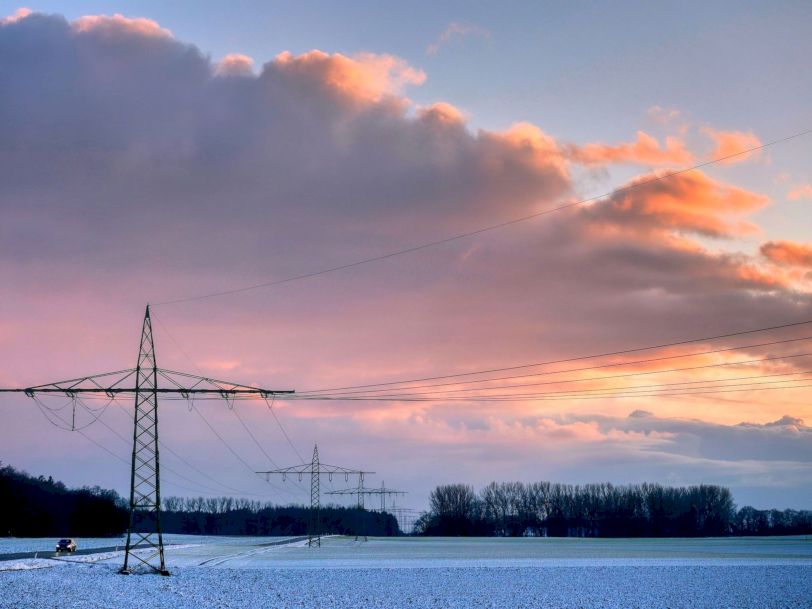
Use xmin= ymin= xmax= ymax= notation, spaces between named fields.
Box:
xmin=55 ymin=538 xmax=77 ymax=553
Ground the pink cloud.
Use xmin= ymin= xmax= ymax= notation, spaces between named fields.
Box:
xmin=567 ymin=131 xmax=693 ymax=167
xmin=199 ymin=359 xmax=242 ymax=372
xmin=272 ymin=50 xmax=426 ymax=103
xmin=1 ymin=11 xmax=811 ymax=509
xmin=646 ymin=105 xmax=682 ymax=126
xmin=701 ymin=127 xmax=762 ymax=164
xmin=215 ymin=53 xmax=255 ymax=77
xmin=583 ymin=170 xmax=768 ymax=238
xmin=417 ymin=102 xmax=466 ymax=125
xmin=787 ymin=184 xmax=812 ymax=201
xmin=72 ymin=13 xmax=172 ymax=39
xmin=482 ymin=122 xmax=570 ymax=179
xmin=426 ymin=22 xmax=491 ymax=56
xmin=0 ymin=7 xmax=31 ymax=25
xmin=761 ymin=241 xmax=812 ymax=268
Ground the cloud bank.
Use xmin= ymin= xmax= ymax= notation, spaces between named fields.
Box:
xmin=1 ymin=10 xmax=810 ymax=508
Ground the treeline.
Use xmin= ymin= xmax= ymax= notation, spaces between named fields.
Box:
xmin=0 ymin=464 xmax=127 ymax=537
xmin=151 ymin=496 xmax=400 ymax=536
xmin=0 ymin=463 xmax=400 ymax=538
xmin=735 ymin=505 xmax=812 ymax=536
xmin=416 ymin=482 xmax=812 ymax=537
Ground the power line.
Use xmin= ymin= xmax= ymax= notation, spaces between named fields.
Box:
xmin=298 ymin=322 xmax=812 ymax=394
xmin=152 ymin=127 xmax=812 ymax=306
xmin=231 ymin=402 xmax=280 ymax=468
xmin=312 ymin=352 xmax=812 ymax=399
xmin=151 ymin=310 xmax=307 ymax=496
xmin=108 ymin=400 xmax=269 ymax=497
xmin=475 ymin=380 xmax=812 ymax=402
xmin=307 ymin=368 xmax=812 ymax=402
xmin=292 ymin=381 xmax=812 ymax=402
xmin=154 ymin=308 xmax=305 ymax=466
xmin=188 ymin=400 xmax=303 ymax=499
xmin=47 ymin=368 xmax=299 ymax=497
xmin=83 ymin=398 xmax=262 ymax=497
xmin=414 ymin=371 xmax=812 ymax=400
xmin=141 ymin=320 xmax=812 ymax=404
xmin=263 ymin=395 xmax=305 ymax=463
xmin=31 ymin=390 xmax=254 ymax=496
xmin=31 ymin=394 xmax=116 ymax=432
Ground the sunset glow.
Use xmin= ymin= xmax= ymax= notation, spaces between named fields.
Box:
xmin=0 ymin=3 xmax=810 ymax=514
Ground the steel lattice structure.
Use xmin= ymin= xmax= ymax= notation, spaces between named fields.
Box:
xmin=325 ymin=481 xmax=407 ymax=540
xmin=326 ymin=480 xmax=407 ymax=511
xmin=122 ymin=309 xmax=166 ymax=574
xmin=0 ymin=305 xmax=294 ymax=575
xmin=386 ymin=508 xmax=422 ymax=535
xmin=257 ymin=444 xmax=371 ymax=547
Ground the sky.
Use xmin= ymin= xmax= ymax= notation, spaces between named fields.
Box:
xmin=0 ymin=2 xmax=811 ymax=514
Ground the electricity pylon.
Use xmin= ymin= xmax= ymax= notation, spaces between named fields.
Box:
xmin=0 ymin=305 xmax=294 ymax=575
xmin=257 ymin=445 xmax=371 ymax=547
xmin=325 ymin=477 xmax=368 ymax=541
xmin=327 ymin=480 xmax=407 ymax=511
xmin=325 ymin=481 xmax=407 ymax=540
xmin=386 ymin=508 xmax=421 ymax=535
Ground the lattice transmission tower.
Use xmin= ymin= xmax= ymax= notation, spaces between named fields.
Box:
xmin=0 ymin=305 xmax=294 ymax=575
xmin=325 ymin=481 xmax=407 ymax=540
xmin=386 ymin=508 xmax=422 ymax=535
xmin=258 ymin=444 xmax=371 ymax=547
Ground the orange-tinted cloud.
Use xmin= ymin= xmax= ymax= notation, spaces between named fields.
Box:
xmin=761 ymin=241 xmax=812 ymax=268
xmin=417 ymin=102 xmax=466 ymax=125
xmin=2 ymin=10 xmax=811 ymax=509
xmin=701 ymin=127 xmax=762 ymax=164
xmin=567 ymin=131 xmax=693 ymax=167
xmin=215 ymin=53 xmax=254 ymax=76
xmin=484 ymin=122 xmax=569 ymax=177
xmin=272 ymin=50 xmax=426 ymax=103
xmin=1 ymin=7 xmax=31 ymax=25
xmin=734 ymin=263 xmax=792 ymax=289
xmin=787 ymin=184 xmax=812 ymax=201
xmin=584 ymin=170 xmax=768 ymax=238
xmin=72 ymin=13 xmax=172 ymax=38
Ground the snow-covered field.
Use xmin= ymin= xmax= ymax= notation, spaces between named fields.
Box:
xmin=0 ymin=536 xmax=127 ymax=554
xmin=2 ymin=536 xmax=811 ymax=608
xmin=0 ymin=533 xmax=287 ymax=554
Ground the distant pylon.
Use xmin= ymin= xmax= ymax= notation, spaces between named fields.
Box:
xmin=325 ymin=476 xmax=369 ymax=540
xmin=258 ymin=445 xmax=372 ymax=547
xmin=325 ymin=480 xmax=407 ymax=539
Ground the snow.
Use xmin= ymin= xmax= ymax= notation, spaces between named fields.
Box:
xmin=2 ymin=562 xmax=810 ymax=608
xmin=2 ymin=536 xmax=811 ymax=608
xmin=0 ymin=559 xmax=58 ymax=571
xmin=0 ymin=545 xmax=195 ymax=572
xmin=0 ymin=536 xmax=127 ymax=554
xmin=0 ymin=533 xmax=292 ymax=554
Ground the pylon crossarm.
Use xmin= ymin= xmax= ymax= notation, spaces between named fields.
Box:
xmin=0 ymin=369 xmax=293 ymax=398
xmin=324 ymin=488 xmax=361 ymax=496
xmin=258 ymin=465 xmax=373 ymax=477
xmin=157 ymin=368 xmax=295 ymax=397
xmin=326 ymin=487 xmax=406 ymax=496
xmin=318 ymin=463 xmax=374 ymax=475
xmin=1 ymin=387 xmax=294 ymax=397
xmin=0 ymin=369 xmax=138 ymax=395
xmin=30 ymin=368 xmax=137 ymax=391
